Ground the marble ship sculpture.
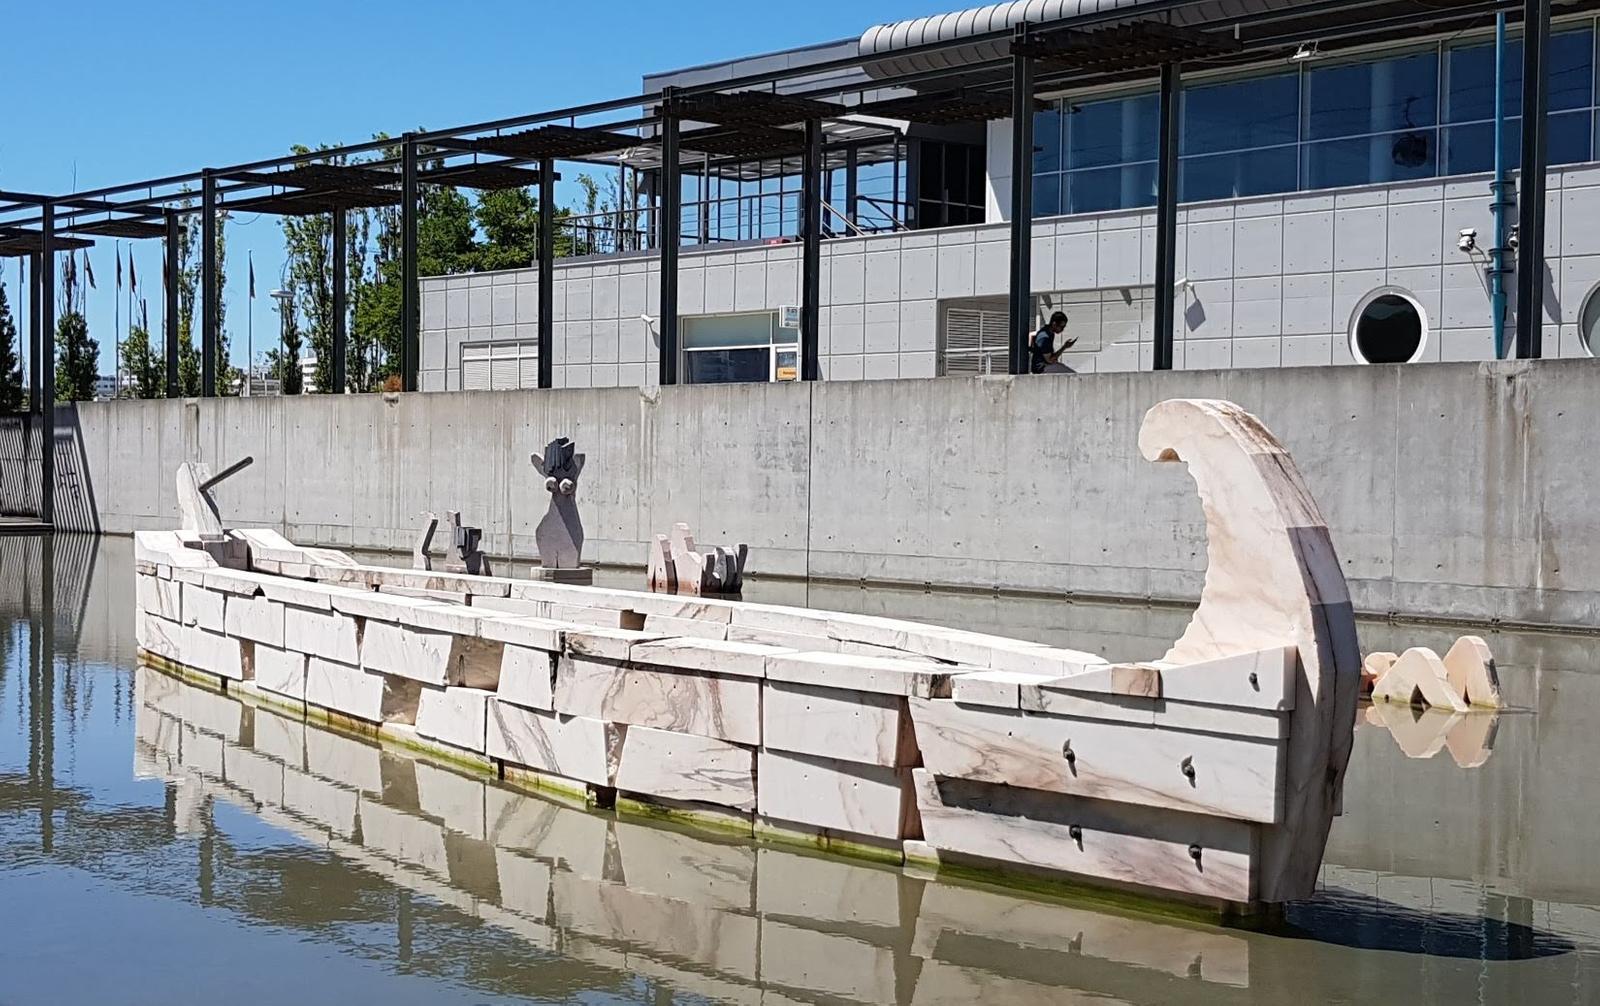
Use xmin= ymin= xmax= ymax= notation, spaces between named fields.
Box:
xmin=132 ymin=398 xmax=1361 ymax=911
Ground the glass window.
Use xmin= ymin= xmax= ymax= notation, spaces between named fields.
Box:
xmin=682 ymin=313 xmax=776 ymax=350
xmin=1181 ymin=146 xmax=1299 ymax=201
xmin=1351 ymin=291 xmax=1426 ymax=363
xmin=1306 ymin=50 xmax=1440 ymax=141
xmin=1303 ymin=129 xmax=1438 ymax=189
xmin=1444 ymin=110 xmax=1594 ymax=174
xmin=1066 ymin=92 xmax=1159 ymax=169
xmin=1066 ymin=163 xmax=1157 ymax=214
xmin=1034 ymin=107 xmax=1063 ymax=174
xmin=1182 ymin=71 xmax=1300 ymax=155
xmin=1034 ymin=172 xmax=1063 ymax=218
xmin=1447 ymin=28 xmax=1595 ymax=123
xmin=685 ymin=348 xmax=771 ymax=384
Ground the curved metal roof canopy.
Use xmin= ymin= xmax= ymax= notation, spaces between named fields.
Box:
xmin=857 ymin=0 xmax=1308 ymax=79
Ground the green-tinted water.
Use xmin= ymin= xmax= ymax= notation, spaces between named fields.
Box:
xmin=2 ymin=534 xmax=1596 ymax=1004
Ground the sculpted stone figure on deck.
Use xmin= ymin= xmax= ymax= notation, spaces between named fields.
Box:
xmin=533 ymin=438 xmax=585 ymax=570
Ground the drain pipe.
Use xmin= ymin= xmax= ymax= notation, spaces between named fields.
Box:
xmin=1490 ymin=12 xmax=1511 ymax=358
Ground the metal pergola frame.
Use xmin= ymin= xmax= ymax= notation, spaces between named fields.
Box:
xmin=0 ymin=0 xmax=1567 ymax=450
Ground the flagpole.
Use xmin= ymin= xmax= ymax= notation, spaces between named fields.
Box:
xmin=114 ymin=244 xmax=121 ymax=400
xmin=246 ymin=251 xmax=254 ymax=396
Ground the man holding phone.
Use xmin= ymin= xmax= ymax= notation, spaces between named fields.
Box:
xmin=1029 ymin=311 xmax=1077 ymax=374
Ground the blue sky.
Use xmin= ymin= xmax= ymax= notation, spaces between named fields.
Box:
xmin=0 ymin=0 xmax=937 ymax=374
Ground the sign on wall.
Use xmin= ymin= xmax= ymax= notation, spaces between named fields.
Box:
xmin=779 ymin=305 xmax=801 ymax=329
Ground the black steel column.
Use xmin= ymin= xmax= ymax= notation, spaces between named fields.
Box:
xmin=401 ymin=134 xmax=420 ymax=392
xmin=1006 ymin=22 xmax=1036 ymax=376
xmin=201 ymin=170 xmax=217 ymax=396
xmin=845 ymin=146 xmax=859 ymax=230
xmin=164 ymin=212 xmax=180 ymax=397
xmin=39 ymin=202 xmax=54 ymax=527
xmin=1515 ymin=0 xmax=1551 ymax=359
xmin=332 ymin=206 xmax=347 ymax=393
xmin=538 ymin=156 xmax=556 ymax=390
xmin=28 ymin=252 xmax=40 ymax=414
xmin=801 ymin=117 xmax=823 ymax=382
xmin=658 ymin=90 xmax=681 ymax=386
xmin=1153 ymin=62 xmax=1182 ymax=372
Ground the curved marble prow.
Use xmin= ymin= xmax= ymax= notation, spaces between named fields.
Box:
xmin=1139 ymin=399 xmax=1360 ymax=903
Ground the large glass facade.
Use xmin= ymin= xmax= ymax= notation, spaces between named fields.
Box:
xmin=1031 ymin=22 xmax=1600 ymax=216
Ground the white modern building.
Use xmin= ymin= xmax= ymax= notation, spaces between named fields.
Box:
xmin=420 ymin=1 xmax=1600 ymax=392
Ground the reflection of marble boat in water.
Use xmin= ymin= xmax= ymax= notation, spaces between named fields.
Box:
xmin=134 ymin=665 xmax=1257 ymax=1001
xmin=132 ymin=398 xmax=1360 ymax=912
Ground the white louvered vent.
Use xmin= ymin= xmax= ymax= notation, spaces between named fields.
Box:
xmin=460 ymin=340 xmax=539 ymax=391
xmin=461 ymin=344 xmax=493 ymax=391
xmin=940 ymin=305 xmax=1007 ymax=376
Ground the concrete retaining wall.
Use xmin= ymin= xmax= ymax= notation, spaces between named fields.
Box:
xmin=76 ymin=359 xmax=1600 ymax=627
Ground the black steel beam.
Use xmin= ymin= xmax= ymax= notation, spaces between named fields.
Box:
xmin=1007 ymin=23 xmax=1036 ymax=377
xmin=201 ymin=170 xmax=217 ymax=397
xmin=538 ymin=156 xmax=555 ymax=390
xmin=332 ymin=206 xmax=347 ymax=393
xmin=401 ymin=135 xmax=420 ymax=392
xmin=801 ymin=118 xmax=823 ymax=382
xmin=165 ymin=212 xmax=179 ymax=397
xmin=29 ymin=252 xmax=40 ymax=414
xmin=659 ymin=90 xmax=682 ymax=387
xmin=40 ymin=202 xmax=54 ymax=528
xmin=1514 ymin=0 xmax=1550 ymax=359
xmin=1153 ymin=62 xmax=1181 ymax=372
xmin=845 ymin=146 xmax=859 ymax=231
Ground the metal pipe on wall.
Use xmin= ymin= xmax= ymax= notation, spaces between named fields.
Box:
xmin=658 ymin=89 xmax=682 ymax=386
xmin=1153 ymin=62 xmax=1182 ymax=372
xmin=1513 ymin=0 xmax=1550 ymax=359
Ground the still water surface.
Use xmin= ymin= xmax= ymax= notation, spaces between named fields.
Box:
xmin=2 ymin=534 xmax=1598 ymax=1004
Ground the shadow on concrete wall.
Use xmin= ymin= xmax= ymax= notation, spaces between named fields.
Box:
xmin=0 ymin=407 xmax=101 ymax=533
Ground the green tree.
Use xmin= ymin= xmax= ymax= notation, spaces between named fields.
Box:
xmin=473 ymin=188 xmax=540 ymax=271
xmin=0 ymin=280 xmax=21 ymax=412
xmin=120 ymin=322 xmax=164 ymax=399
xmin=54 ymin=311 xmax=98 ymax=402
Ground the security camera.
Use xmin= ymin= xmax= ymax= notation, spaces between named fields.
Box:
xmin=1457 ymin=228 xmax=1477 ymax=253
xmin=1508 ymin=226 xmax=1520 ymax=251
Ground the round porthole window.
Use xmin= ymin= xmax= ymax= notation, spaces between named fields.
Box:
xmin=1350 ymin=289 xmax=1426 ymax=364
xmin=1579 ymin=284 xmax=1600 ymax=358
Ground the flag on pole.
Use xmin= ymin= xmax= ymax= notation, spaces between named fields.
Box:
xmin=116 ymin=245 xmax=123 ymax=290
xmin=249 ymin=253 xmax=256 ymax=299
xmin=85 ymin=252 xmax=96 ymax=290
xmin=129 ymin=253 xmax=137 ymax=291
xmin=142 ymin=298 xmax=149 ymax=332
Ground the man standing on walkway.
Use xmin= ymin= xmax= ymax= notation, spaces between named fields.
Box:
xmin=1029 ymin=311 xmax=1077 ymax=374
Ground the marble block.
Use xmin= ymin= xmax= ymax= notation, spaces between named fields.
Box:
xmin=725 ymin=625 xmax=841 ymax=652
xmin=497 ymin=645 xmax=557 ymax=711
xmin=415 ymin=686 xmax=493 ymax=754
xmin=1137 ymin=399 xmax=1359 ymax=903
xmin=629 ymin=638 xmax=787 ymax=680
xmin=257 ymin=576 xmax=344 ymax=611
xmin=224 ymin=593 xmax=286 ymax=648
xmin=728 ymin=602 xmax=832 ymax=639
xmin=360 ymin=799 xmax=450 ymax=876
xmin=305 ymin=656 xmax=394 ymax=724
xmin=361 ymin=621 xmax=453 ymax=685
xmin=633 ymin=612 xmax=729 ymax=640
xmin=312 ymin=564 xmax=513 ymax=598
xmin=909 ymin=696 xmax=1282 ymax=824
xmin=487 ymin=701 xmax=619 ymax=787
xmin=470 ymin=595 xmax=552 ymax=619
xmin=566 ymin=626 xmax=668 ymax=663
xmin=282 ymin=764 xmax=360 ymax=839
xmin=912 ymin=769 xmax=1254 ymax=903
xmin=138 ymin=612 xmax=184 ymax=662
xmin=553 ymin=655 xmax=762 ymax=745
xmin=757 ymin=749 xmax=917 ymax=841
xmin=137 ymin=574 xmax=182 ymax=621
xmin=762 ymin=681 xmax=918 ymax=768
xmin=477 ymin=615 xmax=568 ymax=653
xmin=284 ymin=606 xmax=361 ymax=665
xmin=331 ymin=590 xmax=485 ymax=637
xmin=415 ymin=760 xmax=488 ymax=840
xmin=183 ymin=624 xmax=251 ymax=681
xmin=613 ymin=726 xmax=757 ymax=811
xmin=1020 ymin=686 xmax=1287 ymax=741
xmin=185 ymin=565 xmax=272 ymax=597
xmin=495 ymin=848 xmax=554 ymax=920
xmin=1045 ymin=647 xmax=1296 ymax=712
xmin=951 ymin=669 xmax=1065 ymax=709
xmin=135 ymin=530 xmax=214 ymax=569
xmin=251 ymin=645 xmax=307 ymax=703
xmin=181 ymin=582 xmax=226 ymax=633
xmin=764 ymin=651 xmax=960 ymax=698
xmin=304 ymin=722 xmax=385 ymax=795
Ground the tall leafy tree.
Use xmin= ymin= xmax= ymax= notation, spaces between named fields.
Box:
xmin=0 ymin=280 xmax=21 ymax=412
xmin=55 ymin=312 xmax=98 ymax=402
xmin=173 ymin=204 xmax=203 ymax=396
xmin=119 ymin=322 xmax=164 ymax=399
xmin=473 ymin=188 xmax=540 ymax=271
